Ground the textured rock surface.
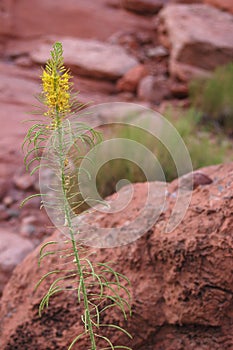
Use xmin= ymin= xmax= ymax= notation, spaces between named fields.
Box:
xmin=0 ymin=0 xmax=151 ymax=40
xmin=1 ymin=163 xmax=233 ymax=349
xmin=30 ymin=37 xmax=139 ymax=80
xmin=0 ymin=179 xmax=10 ymax=200
xmin=116 ymin=64 xmax=148 ymax=92
xmin=0 ymin=0 xmax=13 ymax=36
xmin=158 ymin=4 xmax=233 ymax=81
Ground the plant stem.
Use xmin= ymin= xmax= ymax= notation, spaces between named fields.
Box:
xmin=57 ymin=120 xmax=97 ymax=350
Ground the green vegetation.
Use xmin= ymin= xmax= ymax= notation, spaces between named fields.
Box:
xmin=95 ymin=107 xmax=232 ymax=196
xmin=95 ymin=64 xmax=233 ymax=195
xmin=190 ymin=62 xmax=233 ymax=134
xmin=165 ymin=107 xmax=231 ymax=174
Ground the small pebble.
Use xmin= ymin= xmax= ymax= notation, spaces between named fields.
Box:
xmin=15 ymin=55 xmax=33 ymax=68
xmin=3 ymin=196 xmax=14 ymax=207
xmin=14 ymin=174 xmax=34 ymax=191
xmin=22 ymin=215 xmax=37 ymax=225
xmin=20 ymin=224 xmax=36 ymax=237
xmin=146 ymin=46 xmax=169 ymax=59
xmin=179 ymin=172 xmax=213 ymax=191
xmin=8 ymin=209 xmax=20 ymax=218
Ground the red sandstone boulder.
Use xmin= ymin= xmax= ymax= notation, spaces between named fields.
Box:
xmin=30 ymin=37 xmax=139 ymax=81
xmin=0 ymin=0 xmax=13 ymax=36
xmin=138 ymin=74 xmax=171 ymax=103
xmin=158 ymin=4 xmax=233 ymax=81
xmin=0 ymin=0 xmax=151 ymax=40
xmin=0 ymin=228 xmax=34 ymax=296
xmin=1 ymin=163 xmax=233 ymax=349
xmin=116 ymin=64 xmax=148 ymax=92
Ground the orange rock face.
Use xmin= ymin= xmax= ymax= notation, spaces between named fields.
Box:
xmin=0 ymin=0 xmax=152 ymax=40
xmin=117 ymin=64 xmax=148 ymax=92
xmin=158 ymin=4 xmax=233 ymax=81
xmin=1 ymin=163 xmax=233 ymax=349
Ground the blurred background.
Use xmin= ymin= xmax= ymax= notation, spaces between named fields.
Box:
xmin=0 ymin=0 xmax=232 ymax=294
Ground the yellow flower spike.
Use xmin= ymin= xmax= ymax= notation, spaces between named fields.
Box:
xmin=41 ymin=42 xmax=73 ymax=127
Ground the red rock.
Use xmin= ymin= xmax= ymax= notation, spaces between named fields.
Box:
xmin=2 ymin=0 xmax=151 ymax=41
xmin=117 ymin=91 xmax=135 ymax=101
xmin=170 ymin=81 xmax=189 ymax=98
xmin=1 ymin=163 xmax=233 ymax=348
xmin=14 ymin=55 xmax=33 ymax=68
xmin=30 ymin=37 xmax=139 ymax=81
xmin=192 ymin=172 xmax=213 ymax=188
xmin=108 ymin=31 xmax=140 ymax=50
xmin=170 ymin=60 xmax=212 ymax=82
xmin=205 ymin=0 xmax=233 ymax=14
xmin=158 ymin=4 xmax=233 ymax=81
xmin=20 ymin=224 xmax=36 ymax=237
xmin=7 ymin=208 xmax=20 ymax=219
xmin=171 ymin=171 xmax=213 ymax=191
xmin=138 ymin=75 xmax=170 ymax=103
xmin=0 ymin=228 xmax=34 ymax=295
xmin=0 ymin=179 xmax=10 ymax=200
xmin=106 ymin=0 xmax=121 ymax=8
xmin=0 ymin=65 xmax=39 ymax=106
xmin=116 ymin=64 xmax=148 ymax=92
xmin=121 ymin=0 xmax=169 ymax=14
xmin=0 ymin=204 xmax=9 ymax=221
xmin=2 ymin=196 xmax=14 ymax=207
xmin=138 ymin=75 xmax=154 ymax=101
xmin=13 ymin=174 xmax=35 ymax=191
xmin=146 ymin=45 xmax=169 ymax=58
xmin=0 ymin=0 xmax=13 ymax=36
xmin=21 ymin=215 xmax=37 ymax=225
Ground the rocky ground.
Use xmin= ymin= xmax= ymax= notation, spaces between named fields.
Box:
xmin=1 ymin=163 xmax=233 ymax=349
xmin=0 ymin=0 xmax=233 ymax=349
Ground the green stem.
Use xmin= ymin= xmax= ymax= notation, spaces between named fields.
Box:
xmin=57 ymin=118 xmax=96 ymax=350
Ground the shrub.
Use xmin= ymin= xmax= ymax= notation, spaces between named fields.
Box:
xmin=189 ymin=62 xmax=233 ymax=134
xmin=165 ymin=107 xmax=230 ymax=173
xmin=95 ymin=107 xmax=232 ymax=196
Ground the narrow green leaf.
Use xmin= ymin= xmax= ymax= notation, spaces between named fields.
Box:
xmin=20 ymin=194 xmax=42 ymax=207
xmin=100 ymin=324 xmax=132 ymax=339
xmin=67 ymin=333 xmax=86 ymax=350
xmin=35 ymin=270 xmax=60 ymax=290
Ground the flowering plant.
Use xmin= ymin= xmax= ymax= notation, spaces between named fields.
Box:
xmin=22 ymin=42 xmax=132 ymax=350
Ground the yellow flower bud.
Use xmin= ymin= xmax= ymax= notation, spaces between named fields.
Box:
xmin=41 ymin=43 xmax=73 ymax=127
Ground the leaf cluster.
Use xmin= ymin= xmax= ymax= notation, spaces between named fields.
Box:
xmin=36 ymin=240 xmax=132 ymax=350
